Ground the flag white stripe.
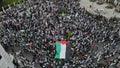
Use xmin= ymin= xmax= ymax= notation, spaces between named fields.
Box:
xmin=60 ymin=44 xmax=66 ymax=59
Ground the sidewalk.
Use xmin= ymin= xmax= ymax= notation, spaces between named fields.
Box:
xmin=0 ymin=44 xmax=14 ymax=68
xmin=79 ymin=0 xmax=120 ymax=18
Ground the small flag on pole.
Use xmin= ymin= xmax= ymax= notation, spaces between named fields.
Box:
xmin=62 ymin=11 xmax=65 ymax=16
xmin=19 ymin=30 xmax=25 ymax=34
xmin=67 ymin=31 xmax=72 ymax=37
xmin=0 ymin=22 xmax=3 ymax=31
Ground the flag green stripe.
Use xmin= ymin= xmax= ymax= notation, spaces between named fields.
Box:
xmin=55 ymin=42 xmax=61 ymax=58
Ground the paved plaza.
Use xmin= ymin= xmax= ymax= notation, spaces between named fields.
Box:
xmin=80 ymin=0 xmax=120 ymax=18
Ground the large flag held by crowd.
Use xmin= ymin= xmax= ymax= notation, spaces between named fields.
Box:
xmin=55 ymin=40 xmax=71 ymax=59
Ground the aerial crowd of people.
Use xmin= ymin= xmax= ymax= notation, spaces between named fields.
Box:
xmin=0 ymin=0 xmax=120 ymax=68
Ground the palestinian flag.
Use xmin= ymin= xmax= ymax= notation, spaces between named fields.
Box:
xmin=19 ymin=30 xmax=25 ymax=35
xmin=55 ymin=40 xmax=71 ymax=59
xmin=0 ymin=22 xmax=3 ymax=31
